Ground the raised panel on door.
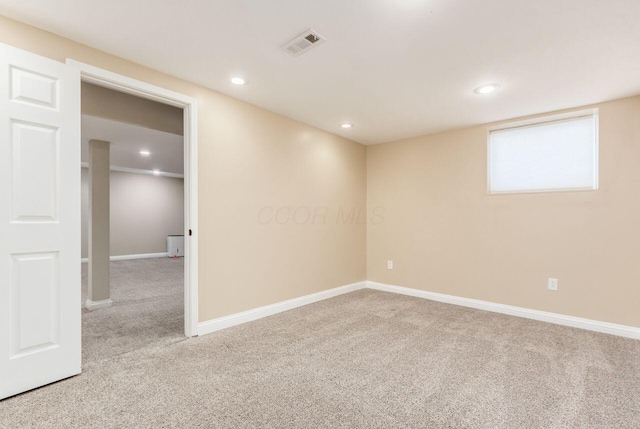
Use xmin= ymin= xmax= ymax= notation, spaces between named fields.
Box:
xmin=11 ymin=120 xmax=59 ymax=222
xmin=10 ymin=66 xmax=59 ymax=110
xmin=0 ymin=42 xmax=80 ymax=400
xmin=10 ymin=252 xmax=60 ymax=358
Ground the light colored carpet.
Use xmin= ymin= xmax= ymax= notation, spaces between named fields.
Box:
xmin=1 ymin=260 xmax=640 ymax=428
xmin=80 ymin=258 xmax=185 ymax=366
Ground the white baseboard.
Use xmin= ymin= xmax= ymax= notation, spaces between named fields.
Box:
xmin=198 ymin=281 xmax=367 ymax=336
xmin=85 ymin=298 xmax=113 ymax=311
xmin=81 ymin=252 xmax=169 ymax=263
xmin=366 ymin=281 xmax=640 ymax=340
xmin=195 ymin=279 xmax=640 ymax=340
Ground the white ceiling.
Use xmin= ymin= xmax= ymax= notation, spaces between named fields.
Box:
xmin=81 ymin=115 xmax=184 ymax=174
xmin=2 ymin=0 xmax=640 ymax=145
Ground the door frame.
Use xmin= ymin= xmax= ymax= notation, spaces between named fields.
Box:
xmin=66 ymin=59 xmax=199 ymax=338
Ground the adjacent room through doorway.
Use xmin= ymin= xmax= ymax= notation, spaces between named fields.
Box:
xmin=80 ymin=82 xmax=186 ymax=365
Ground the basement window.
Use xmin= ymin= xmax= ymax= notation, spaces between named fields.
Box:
xmin=488 ymin=110 xmax=599 ymax=194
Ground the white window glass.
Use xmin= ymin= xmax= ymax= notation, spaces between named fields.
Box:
xmin=488 ymin=114 xmax=598 ymax=194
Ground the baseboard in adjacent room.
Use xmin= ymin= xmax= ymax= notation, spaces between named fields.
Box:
xmin=198 ymin=281 xmax=367 ymax=336
xmin=81 ymin=252 xmax=169 ymax=263
xmin=366 ymin=281 xmax=640 ymax=340
xmin=85 ymin=298 xmax=113 ymax=311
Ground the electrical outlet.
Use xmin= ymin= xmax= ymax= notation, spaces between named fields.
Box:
xmin=387 ymin=260 xmax=393 ymax=270
xmin=548 ymin=278 xmax=558 ymax=291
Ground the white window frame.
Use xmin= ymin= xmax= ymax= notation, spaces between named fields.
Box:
xmin=487 ymin=108 xmax=599 ymax=195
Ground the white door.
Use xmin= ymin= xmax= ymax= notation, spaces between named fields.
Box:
xmin=0 ymin=43 xmax=81 ymax=399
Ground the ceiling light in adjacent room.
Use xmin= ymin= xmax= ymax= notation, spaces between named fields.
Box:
xmin=474 ymin=83 xmax=501 ymax=94
xmin=341 ymin=123 xmax=353 ymax=129
xmin=139 ymin=150 xmax=150 ymax=156
xmin=231 ymin=77 xmax=246 ymax=85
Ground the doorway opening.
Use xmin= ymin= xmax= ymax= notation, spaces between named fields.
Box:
xmin=69 ymin=60 xmax=199 ymax=359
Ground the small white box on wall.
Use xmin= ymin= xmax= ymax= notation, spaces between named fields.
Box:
xmin=167 ymin=235 xmax=184 ymax=258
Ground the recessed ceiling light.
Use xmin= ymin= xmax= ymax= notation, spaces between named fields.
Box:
xmin=152 ymin=169 xmax=160 ymax=175
xmin=341 ymin=123 xmax=353 ymax=129
xmin=231 ymin=77 xmax=246 ymax=85
xmin=474 ymin=83 xmax=501 ymax=94
xmin=139 ymin=150 xmax=150 ymax=156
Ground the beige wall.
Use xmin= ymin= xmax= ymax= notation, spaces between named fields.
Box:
xmin=367 ymin=95 xmax=640 ymax=328
xmin=0 ymin=16 xmax=367 ymax=322
xmin=81 ymin=169 xmax=184 ymax=258
xmin=82 ymin=82 xmax=183 ymax=135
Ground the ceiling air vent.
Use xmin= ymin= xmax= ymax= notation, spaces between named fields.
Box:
xmin=281 ymin=29 xmax=326 ymax=57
